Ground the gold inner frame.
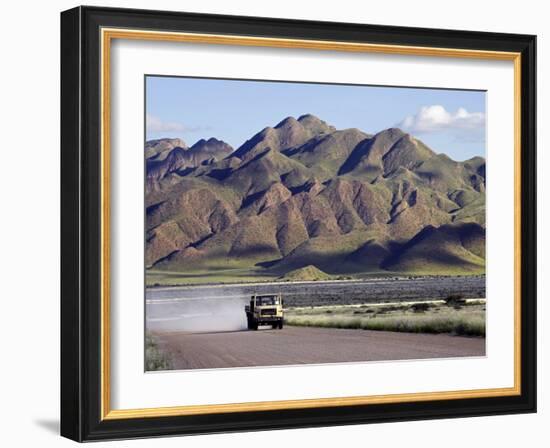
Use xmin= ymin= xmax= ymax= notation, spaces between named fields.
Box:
xmin=100 ymin=27 xmax=522 ymax=421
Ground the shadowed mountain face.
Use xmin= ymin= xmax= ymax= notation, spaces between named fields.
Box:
xmin=145 ymin=115 xmax=485 ymax=276
xmin=146 ymin=137 xmax=233 ymax=189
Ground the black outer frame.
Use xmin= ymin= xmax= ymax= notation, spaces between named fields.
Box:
xmin=60 ymin=5 xmax=537 ymax=442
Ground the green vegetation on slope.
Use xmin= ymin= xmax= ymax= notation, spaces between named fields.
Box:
xmin=145 ymin=115 xmax=486 ymax=284
xmin=278 ymin=265 xmax=332 ymax=281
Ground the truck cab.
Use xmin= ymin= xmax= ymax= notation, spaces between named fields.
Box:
xmin=245 ymin=294 xmax=284 ymax=330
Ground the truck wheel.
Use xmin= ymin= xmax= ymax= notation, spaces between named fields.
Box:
xmin=252 ymin=322 xmax=258 ymax=331
xmin=279 ymin=321 xmax=284 ymax=329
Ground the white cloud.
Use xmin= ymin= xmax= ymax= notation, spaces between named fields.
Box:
xmin=146 ymin=114 xmax=212 ymax=135
xmin=397 ymin=105 xmax=485 ymax=134
xmin=146 ymin=114 xmax=186 ymax=133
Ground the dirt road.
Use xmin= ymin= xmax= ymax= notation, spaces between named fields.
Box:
xmin=155 ymin=326 xmax=485 ymax=370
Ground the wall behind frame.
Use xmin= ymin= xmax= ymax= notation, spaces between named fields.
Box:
xmin=0 ymin=0 xmax=546 ymax=447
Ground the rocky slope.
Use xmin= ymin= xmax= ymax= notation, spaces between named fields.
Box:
xmin=145 ymin=114 xmax=485 ymax=276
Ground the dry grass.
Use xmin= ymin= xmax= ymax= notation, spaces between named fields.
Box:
xmin=145 ymin=333 xmax=172 ymax=371
xmin=286 ymin=301 xmax=485 ymax=336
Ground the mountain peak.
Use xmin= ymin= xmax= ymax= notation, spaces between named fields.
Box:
xmin=275 ymin=116 xmax=299 ymax=129
xmin=298 ymin=114 xmax=336 ymax=134
xmin=146 ymin=137 xmax=233 ymax=181
xmin=189 ymin=137 xmax=233 ymax=153
xmin=297 ymin=113 xmax=322 ymax=122
xmin=145 ymin=138 xmax=188 ymax=162
xmin=377 ymin=127 xmax=406 ymax=138
xmin=192 ymin=138 xmax=207 ymax=146
xmin=146 ymin=137 xmax=187 ymax=148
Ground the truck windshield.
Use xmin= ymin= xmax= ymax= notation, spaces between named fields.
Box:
xmin=256 ymin=296 xmax=278 ymax=306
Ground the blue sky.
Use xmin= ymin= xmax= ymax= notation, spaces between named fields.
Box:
xmin=146 ymin=76 xmax=486 ymax=161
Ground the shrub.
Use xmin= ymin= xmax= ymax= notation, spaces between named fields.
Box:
xmin=411 ymin=303 xmax=431 ymax=313
xmin=445 ymin=294 xmax=466 ymax=308
xmin=145 ymin=333 xmax=172 ymax=371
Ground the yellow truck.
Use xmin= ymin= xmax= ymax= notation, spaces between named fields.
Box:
xmin=245 ymin=294 xmax=284 ymax=330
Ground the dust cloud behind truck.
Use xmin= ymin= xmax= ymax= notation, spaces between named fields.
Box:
xmin=245 ymin=294 xmax=284 ymax=330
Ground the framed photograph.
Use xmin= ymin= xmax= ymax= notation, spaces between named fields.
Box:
xmin=60 ymin=6 xmax=536 ymax=441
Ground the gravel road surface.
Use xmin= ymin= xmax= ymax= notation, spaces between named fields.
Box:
xmin=155 ymin=326 xmax=485 ymax=370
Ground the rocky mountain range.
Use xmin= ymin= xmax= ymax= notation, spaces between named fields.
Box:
xmin=145 ymin=114 xmax=485 ymax=279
